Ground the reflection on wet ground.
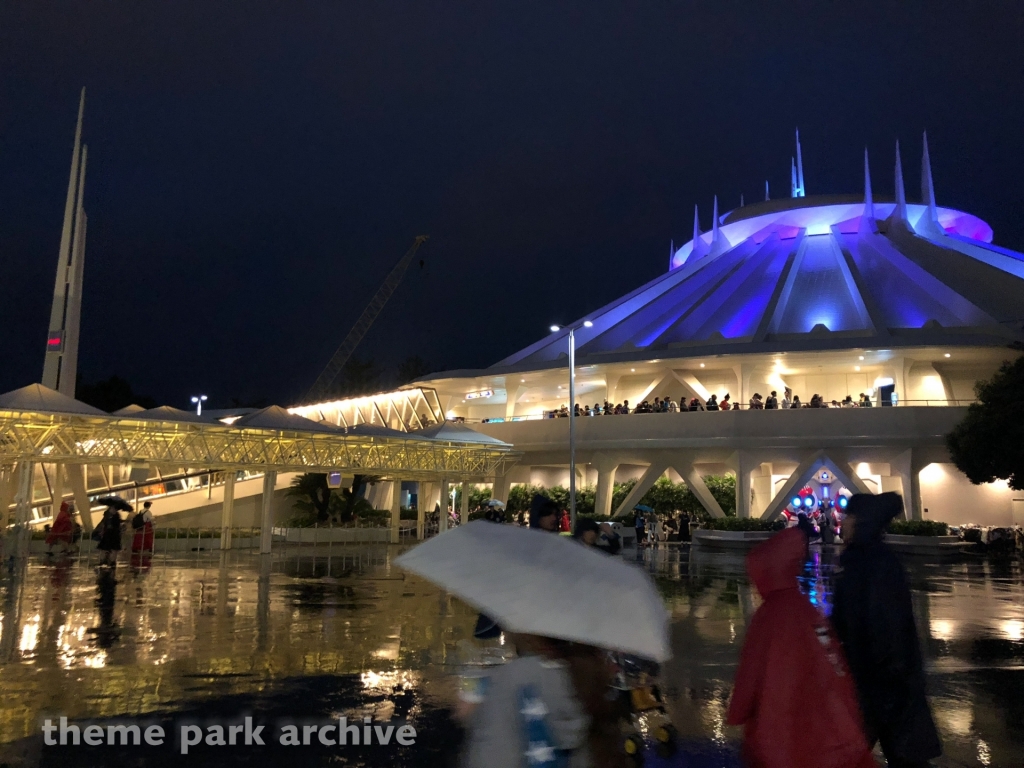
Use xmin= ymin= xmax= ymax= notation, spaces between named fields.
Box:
xmin=0 ymin=544 xmax=1021 ymax=767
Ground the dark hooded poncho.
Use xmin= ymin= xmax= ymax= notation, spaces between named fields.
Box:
xmin=831 ymin=492 xmax=941 ymax=763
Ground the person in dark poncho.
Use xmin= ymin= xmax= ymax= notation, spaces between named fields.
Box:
xmin=831 ymin=493 xmax=941 ymax=767
xmin=727 ymin=527 xmax=875 ymax=768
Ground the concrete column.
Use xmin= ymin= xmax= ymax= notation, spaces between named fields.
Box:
xmin=259 ymin=471 xmax=277 ymax=554
xmin=220 ymin=471 xmax=236 ymax=550
xmin=14 ymin=461 xmax=34 ymax=525
xmin=491 ymin=473 xmax=511 ymax=504
xmin=460 ymin=481 xmax=470 ymax=525
xmin=50 ymin=463 xmax=65 ymax=516
xmin=732 ymin=450 xmax=755 ymax=518
xmin=0 ymin=465 xmax=18 ymax=530
xmin=678 ymin=460 xmax=727 ymax=519
xmin=593 ymin=461 xmax=619 ymax=518
xmin=438 ymin=478 xmax=450 ymax=533
xmin=390 ymin=480 xmax=401 ymax=544
xmin=68 ymin=464 xmax=94 ymax=534
xmin=891 ymin=450 xmax=924 ymax=521
xmin=417 ymin=482 xmax=430 ymax=540
xmin=612 ymin=461 xmax=668 ymax=518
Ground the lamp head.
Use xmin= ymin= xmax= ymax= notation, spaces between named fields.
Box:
xmin=583 ymin=320 xmax=593 ymax=328
xmin=550 ymin=325 xmax=561 ymax=332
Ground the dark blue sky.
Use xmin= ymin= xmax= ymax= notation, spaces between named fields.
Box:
xmin=2 ymin=2 xmax=1022 ymax=407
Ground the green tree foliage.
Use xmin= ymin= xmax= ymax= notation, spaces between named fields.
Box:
xmin=888 ymin=520 xmax=949 ymax=537
xmin=947 ymin=355 xmax=1024 ymax=490
xmin=453 ymin=484 xmax=496 ymax=512
xmin=76 ymin=375 xmax=157 ymax=412
xmin=504 ymin=474 xmax=737 ymax=521
xmin=287 ymin=472 xmax=379 ymax=526
xmin=286 ymin=473 xmax=333 ymax=524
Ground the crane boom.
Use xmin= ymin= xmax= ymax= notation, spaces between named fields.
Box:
xmin=304 ymin=235 xmax=429 ymax=404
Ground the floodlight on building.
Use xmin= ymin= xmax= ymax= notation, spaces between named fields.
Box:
xmin=550 ymin=325 xmax=561 ymax=332
xmin=191 ymin=395 xmax=208 ymax=416
xmin=583 ymin=320 xmax=593 ymax=328
xmin=944 ymin=353 xmax=951 ymax=358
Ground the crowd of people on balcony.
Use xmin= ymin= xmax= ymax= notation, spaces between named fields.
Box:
xmin=545 ymin=387 xmax=880 ymax=418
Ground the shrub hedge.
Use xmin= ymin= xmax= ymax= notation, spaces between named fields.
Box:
xmin=887 ymin=520 xmax=949 ymax=537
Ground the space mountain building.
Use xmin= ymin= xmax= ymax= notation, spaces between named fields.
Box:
xmin=416 ymin=134 xmax=1024 ymax=526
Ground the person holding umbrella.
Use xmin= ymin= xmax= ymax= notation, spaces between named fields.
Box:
xmin=396 ymin=520 xmax=669 ymax=768
xmin=94 ymin=496 xmax=131 ymax=567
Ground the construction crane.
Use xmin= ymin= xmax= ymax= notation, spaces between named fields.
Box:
xmin=304 ymin=235 xmax=429 ymax=404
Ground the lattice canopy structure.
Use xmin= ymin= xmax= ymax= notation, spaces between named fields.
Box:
xmin=0 ymin=388 xmax=518 ymax=481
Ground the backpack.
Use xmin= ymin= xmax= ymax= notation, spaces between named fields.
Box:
xmin=131 ymin=512 xmax=146 ymax=530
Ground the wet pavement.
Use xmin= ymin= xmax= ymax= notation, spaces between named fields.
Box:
xmin=0 ymin=543 xmax=1021 ymax=767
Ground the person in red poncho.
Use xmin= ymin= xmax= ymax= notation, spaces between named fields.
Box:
xmin=46 ymin=501 xmax=76 ymax=555
xmin=726 ymin=527 xmax=875 ymax=768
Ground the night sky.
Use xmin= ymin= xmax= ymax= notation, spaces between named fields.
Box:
xmin=2 ymin=2 xmax=1023 ymax=408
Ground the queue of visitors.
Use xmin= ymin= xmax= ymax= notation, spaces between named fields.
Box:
xmin=546 ymin=386 xmax=884 ymax=417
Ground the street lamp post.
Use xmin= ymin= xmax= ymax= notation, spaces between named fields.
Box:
xmin=191 ymin=395 xmax=208 ymax=416
xmin=550 ymin=320 xmax=593 ymax=532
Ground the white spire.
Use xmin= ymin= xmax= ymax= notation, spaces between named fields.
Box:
xmin=765 ymin=180 xmax=770 ymax=201
xmin=887 ymin=140 xmax=909 ymax=227
xmin=791 ymin=157 xmax=798 ymax=198
xmin=42 ymin=87 xmax=87 ymax=395
xmin=860 ymin=147 xmax=875 ymax=234
xmin=690 ymin=204 xmax=709 ymax=260
xmin=740 ymin=193 xmax=744 ymax=208
xmin=668 ymin=239 xmax=674 ymax=267
xmin=915 ymin=131 xmax=944 ymax=237
xmin=795 ymin=128 xmax=806 ymax=197
xmin=709 ymin=195 xmax=731 ymax=257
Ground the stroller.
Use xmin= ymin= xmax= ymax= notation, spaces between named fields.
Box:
xmin=607 ymin=652 xmax=681 ymax=766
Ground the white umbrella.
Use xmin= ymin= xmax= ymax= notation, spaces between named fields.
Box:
xmin=394 ymin=521 xmax=670 ymax=661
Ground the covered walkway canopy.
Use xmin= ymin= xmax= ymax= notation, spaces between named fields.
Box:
xmin=0 ymin=385 xmax=519 ymax=552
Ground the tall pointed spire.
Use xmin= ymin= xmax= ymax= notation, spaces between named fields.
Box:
xmin=859 ymin=147 xmax=875 ymax=234
xmin=709 ymin=195 xmax=730 ymax=257
xmin=915 ymin=131 xmax=944 ymax=237
xmin=668 ymin=239 xmax=675 ymax=268
xmin=885 ymin=140 xmax=909 ymax=229
xmin=690 ymin=204 xmax=709 ymax=260
xmin=790 ymin=157 xmax=798 ymax=198
xmin=795 ymin=128 xmax=806 ymax=197
xmin=42 ymin=88 xmax=88 ymax=396
xmin=765 ymin=180 xmax=770 ymax=201
xmin=740 ymin=193 xmax=744 ymax=208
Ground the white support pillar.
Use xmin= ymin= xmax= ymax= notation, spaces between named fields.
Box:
xmin=891 ymin=449 xmax=925 ymax=521
xmin=220 ymin=471 xmax=236 ymax=550
xmin=438 ymin=478 xmax=450 ymax=533
xmin=491 ymin=473 xmax=510 ymax=504
xmin=259 ymin=471 xmax=277 ymax=554
xmin=0 ymin=465 xmax=18 ymax=530
xmin=390 ymin=480 xmax=401 ymax=544
xmin=460 ymin=481 xmax=470 ymax=525
xmin=679 ymin=460 xmax=727 ymax=519
xmin=417 ymin=482 xmax=430 ymax=540
xmin=593 ymin=460 xmax=618 ymax=518
xmin=612 ymin=462 xmax=669 ymax=518
xmin=50 ymin=463 xmax=65 ymax=516
xmin=732 ymin=450 xmax=756 ymax=519
xmin=67 ymin=463 xmax=94 ymax=534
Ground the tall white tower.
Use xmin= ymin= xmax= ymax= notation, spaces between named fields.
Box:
xmin=41 ymin=88 xmax=88 ymax=396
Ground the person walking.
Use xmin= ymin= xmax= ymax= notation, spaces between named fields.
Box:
xmin=831 ymin=493 xmax=942 ymax=768
xmin=633 ymin=508 xmax=646 ymax=547
xmin=131 ymin=501 xmax=155 ymax=553
xmin=727 ymin=527 xmax=875 ymax=768
xmin=95 ymin=506 xmax=125 ymax=567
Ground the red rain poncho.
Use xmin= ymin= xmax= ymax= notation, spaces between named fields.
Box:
xmin=726 ymin=527 xmax=875 ymax=768
xmin=46 ymin=502 xmax=75 ymax=546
